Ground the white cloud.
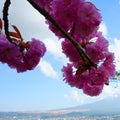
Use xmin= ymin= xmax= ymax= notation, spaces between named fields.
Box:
xmin=102 ymin=83 xmax=120 ymax=97
xmin=98 ymin=22 xmax=107 ymax=36
xmin=64 ymin=90 xmax=94 ymax=105
xmin=44 ymin=38 xmax=62 ymax=57
xmin=64 ymin=90 xmax=85 ymax=105
xmin=44 ymin=38 xmax=68 ymax=63
xmin=70 ymin=90 xmax=84 ymax=103
xmin=39 ymin=60 xmax=58 ymax=79
xmin=109 ymin=38 xmax=120 ymax=71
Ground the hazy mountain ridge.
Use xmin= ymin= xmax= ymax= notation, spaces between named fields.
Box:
xmin=1 ymin=96 xmax=120 ymax=119
xmin=39 ymin=96 xmax=120 ymax=118
xmin=71 ymin=96 xmax=120 ymax=110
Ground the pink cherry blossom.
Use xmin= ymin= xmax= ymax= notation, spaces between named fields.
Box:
xmin=47 ymin=0 xmax=101 ymax=40
xmin=89 ymin=66 xmax=110 ymax=85
xmin=62 ymin=39 xmax=81 ymax=67
xmin=0 ymin=34 xmax=21 ymax=64
xmin=24 ymin=38 xmax=46 ymax=70
xmin=47 ymin=0 xmax=84 ymax=37
xmin=0 ymin=34 xmax=46 ymax=72
xmin=31 ymin=0 xmax=115 ymax=96
xmin=1 ymin=0 xmax=116 ymax=96
xmin=83 ymin=80 xmax=104 ymax=96
xmin=74 ymin=2 xmax=101 ymax=39
xmin=62 ymin=63 xmax=76 ymax=87
xmin=62 ymin=33 xmax=115 ymax=96
xmin=62 ymin=62 xmax=109 ymax=96
xmin=102 ymin=52 xmax=115 ymax=76
xmin=86 ymin=33 xmax=109 ymax=62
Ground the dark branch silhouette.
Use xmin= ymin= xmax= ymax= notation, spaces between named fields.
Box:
xmin=27 ymin=0 xmax=96 ymax=67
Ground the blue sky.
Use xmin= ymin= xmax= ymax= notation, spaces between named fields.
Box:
xmin=0 ymin=0 xmax=120 ymax=111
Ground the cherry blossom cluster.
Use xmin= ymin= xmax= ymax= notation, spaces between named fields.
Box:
xmin=62 ymin=33 xmax=115 ymax=96
xmin=0 ymin=19 xmax=46 ymax=72
xmin=34 ymin=0 xmax=115 ymax=96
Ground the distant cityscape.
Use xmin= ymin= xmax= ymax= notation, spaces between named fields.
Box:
xmin=0 ymin=112 xmax=120 ymax=120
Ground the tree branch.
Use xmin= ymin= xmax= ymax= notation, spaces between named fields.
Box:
xmin=27 ymin=0 xmax=96 ymax=67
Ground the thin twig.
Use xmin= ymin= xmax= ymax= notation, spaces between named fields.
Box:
xmin=3 ymin=0 xmax=13 ymax=43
